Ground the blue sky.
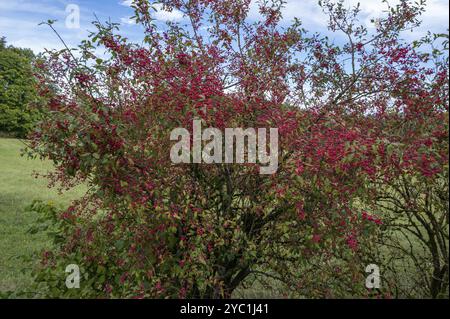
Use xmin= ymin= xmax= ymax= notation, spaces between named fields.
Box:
xmin=0 ymin=0 xmax=448 ymax=53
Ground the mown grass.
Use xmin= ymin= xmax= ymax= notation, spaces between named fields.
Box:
xmin=0 ymin=138 xmax=85 ymax=294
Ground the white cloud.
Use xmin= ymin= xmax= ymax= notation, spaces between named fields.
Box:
xmin=342 ymin=0 xmax=449 ymax=38
xmin=247 ymin=0 xmax=331 ymax=28
xmin=0 ymin=14 xmax=88 ymax=53
xmin=281 ymin=0 xmax=328 ymax=27
xmin=119 ymin=1 xmax=184 ymax=22
xmin=0 ymin=0 xmax=65 ymax=16
xmin=120 ymin=0 xmax=134 ymax=6
xmin=121 ymin=16 xmax=136 ymax=25
xmin=420 ymin=0 xmax=449 ymax=30
xmin=2 ymin=0 xmax=447 ymax=54
xmin=153 ymin=4 xmax=184 ymax=22
xmin=248 ymin=0 xmax=448 ymax=33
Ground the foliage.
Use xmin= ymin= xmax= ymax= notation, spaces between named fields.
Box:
xmin=362 ymin=32 xmax=449 ymax=298
xmin=0 ymin=37 xmax=41 ymax=138
xmin=25 ymin=0 xmax=448 ymax=298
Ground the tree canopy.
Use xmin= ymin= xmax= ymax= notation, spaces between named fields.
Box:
xmin=0 ymin=37 xmax=40 ymax=138
xmin=23 ymin=0 xmax=448 ymax=299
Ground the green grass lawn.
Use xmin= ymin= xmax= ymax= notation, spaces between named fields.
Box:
xmin=0 ymin=138 xmax=85 ymax=294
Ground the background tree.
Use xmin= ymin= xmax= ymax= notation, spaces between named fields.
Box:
xmin=0 ymin=37 xmax=40 ymax=138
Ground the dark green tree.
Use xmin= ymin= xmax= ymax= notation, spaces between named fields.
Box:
xmin=0 ymin=37 xmax=40 ymax=138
